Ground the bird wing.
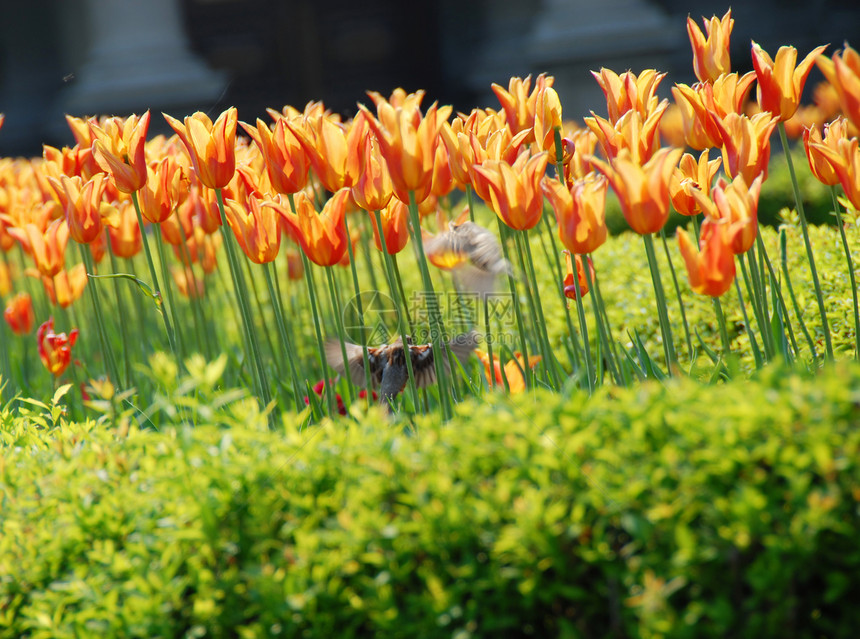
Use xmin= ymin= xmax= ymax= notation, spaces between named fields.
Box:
xmin=405 ymin=331 xmax=478 ymax=387
xmin=324 ymin=340 xmax=387 ymax=388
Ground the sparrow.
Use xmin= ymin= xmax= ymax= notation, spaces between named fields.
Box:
xmin=424 ymin=221 xmax=512 ymax=298
xmin=325 ymin=331 xmax=478 ymax=405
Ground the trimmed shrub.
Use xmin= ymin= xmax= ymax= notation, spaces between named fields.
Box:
xmin=1 ymin=361 xmax=859 ymax=637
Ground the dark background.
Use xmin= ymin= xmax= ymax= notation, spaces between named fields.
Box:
xmin=0 ymin=0 xmax=858 ymax=157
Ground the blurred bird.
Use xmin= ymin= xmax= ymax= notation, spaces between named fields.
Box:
xmin=325 ymin=331 xmax=478 ymax=406
xmin=424 ymin=220 xmax=511 ymax=298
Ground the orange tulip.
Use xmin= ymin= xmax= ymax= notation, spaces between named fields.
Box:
xmin=562 ymin=250 xmax=594 ymax=300
xmin=172 ymin=265 xmax=205 ymax=299
xmin=48 ymin=174 xmax=106 ymax=244
xmin=37 ymin=264 xmax=88 ymax=308
xmin=669 ymin=150 xmax=722 ymax=216
xmin=360 ymin=100 xmax=451 ymax=204
xmin=687 ymin=9 xmax=734 ymax=83
xmin=677 ymin=222 xmax=736 ymax=297
xmin=223 ymin=195 xmax=281 ymax=264
xmin=4 ymin=292 xmax=35 ymax=335
xmin=692 ymin=174 xmax=763 ymax=254
xmin=589 ymin=146 xmax=683 ymax=235
xmin=272 ymin=188 xmax=351 ymax=267
xmin=810 ymin=136 xmax=860 ymax=210
xmin=816 ymin=44 xmax=860 ymax=129
xmin=533 ymin=86 xmax=563 ymax=154
xmin=370 ymin=197 xmax=410 ymax=255
xmin=37 ymin=317 xmax=79 ymax=377
xmin=475 ymin=349 xmax=541 ymax=394
xmin=106 ymin=199 xmax=142 ymax=259
xmin=284 ymin=247 xmax=305 ymax=281
xmin=591 ymin=68 xmax=666 ymax=124
xmin=711 ymin=112 xmax=778 ymax=185
xmin=285 ymin=111 xmax=362 ymax=192
xmin=542 ymin=174 xmax=608 ymax=254
xmin=163 ymin=107 xmax=238 ymax=189
xmin=473 ymin=151 xmax=549 ymax=231
xmin=430 ymin=138 xmax=456 ymax=198
xmin=491 ymin=73 xmax=553 ymax=137
xmin=351 ymin=137 xmax=393 ymax=212
xmin=241 ymin=117 xmax=310 ymax=196
xmin=0 ymin=259 xmax=11 ymax=297
xmin=90 ymin=111 xmax=151 ymax=193
xmin=803 ymin=117 xmax=850 ymax=186
xmin=585 ymin=104 xmax=668 ymax=164
xmin=752 ymin=41 xmax=828 ymax=122
xmin=562 ymin=128 xmax=599 ymax=183
xmin=671 ymin=73 xmax=756 ymax=150
xmin=7 ymin=218 xmax=69 ymax=277
xmin=139 ymin=156 xmax=184 ymax=224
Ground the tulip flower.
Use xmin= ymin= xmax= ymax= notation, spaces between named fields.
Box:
xmin=816 ymin=44 xmax=860 ymax=129
xmin=711 ymin=112 xmax=778 ymax=185
xmin=472 ymin=151 xmax=549 ymax=231
xmin=360 ymin=99 xmax=452 ymax=204
xmin=37 ymin=263 xmax=88 ymax=308
xmin=37 ymin=317 xmax=79 ymax=377
xmin=370 ymin=197 xmax=410 ymax=255
xmin=752 ymin=41 xmax=828 ymax=122
xmin=164 ymin=107 xmax=238 ymax=189
xmin=677 ymin=222 xmax=736 ymax=297
xmin=692 ymin=174 xmax=763 ymax=254
xmin=284 ymin=247 xmax=305 ymax=281
xmin=542 ymin=174 xmax=608 ymax=254
xmin=351 ymin=137 xmax=393 ymax=212
xmin=589 ymin=146 xmax=683 ymax=235
xmin=562 ymin=251 xmax=594 ymax=300
xmin=491 ymin=73 xmax=553 ymax=137
xmin=533 ymin=86 xmax=563 ymax=154
xmin=803 ymin=117 xmax=850 ymax=186
xmin=4 ymin=292 xmax=35 ymax=335
xmin=223 ymin=195 xmax=281 ymax=264
xmin=101 ymin=199 xmax=141 ymax=259
xmin=139 ymin=156 xmax=184 ymax=224
xmin=475 ymin=349 xmax=541 ymax=394
xmin=811 ymin=136 xmax=860 ymax=210
xmin=430 ymin=138 xmax=456 ymax=198
xmin=90 ymin=111 xmax=151 ymax=193
xmin=271 ymin=188 xmax=351 ymax=267
xmin=171 ymin=265 xmax=205 ymax=299
xmin=0 ymin=260 xmax=11 ymax=297
xmin=669 ymin=150 xmax=722 ymax=216
xmin=562 ymin=128 xmax=599 ymax=183
xmin=687 ymin=9 xmax=734 ymax=83
xmin=591 ymin=68 xmax=666 ymax=124
xmin=48 ymin=174 xmax=107 ymax=244
xmin=284 ymin=111 xmax=362 ymax=192
xmin=241 ymin=116 xmax=310 ymax=196
xmin=585 ymin=104 xmax=668 ymax=164
xmin=6 ymin=218 xmax=69 ymax=278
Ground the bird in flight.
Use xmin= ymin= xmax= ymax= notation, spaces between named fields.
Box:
xmin=424 ymin=220 xmax=511 ymax=298
xmin=326 ymin=331 xmax=478 ymax=406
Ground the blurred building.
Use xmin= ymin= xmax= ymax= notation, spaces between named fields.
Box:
xmin=1 ymin=0 xmax=858 ymax=157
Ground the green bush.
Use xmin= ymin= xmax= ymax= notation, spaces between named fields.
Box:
xmin=2 ymin=361 xmax=859 ymax=638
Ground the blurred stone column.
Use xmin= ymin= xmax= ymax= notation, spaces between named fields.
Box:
xmin=56 ymin=0 xmax=225 ymax=119
xmin=528 ymin=0 xmax=680 ymax=121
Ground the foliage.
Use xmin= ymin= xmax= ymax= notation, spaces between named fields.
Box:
xmin=1 ymin=361 xmax=859 ymax=637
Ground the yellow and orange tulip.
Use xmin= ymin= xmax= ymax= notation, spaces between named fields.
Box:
xmin=164 ymin=107 xmax=238 ymax=189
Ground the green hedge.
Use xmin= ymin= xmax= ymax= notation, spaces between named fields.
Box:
xmin=2 ymin=361 xmax=859 ymax=638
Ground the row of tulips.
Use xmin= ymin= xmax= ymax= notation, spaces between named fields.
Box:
xmin=2 ymin=9 xmax=860 ymax=419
